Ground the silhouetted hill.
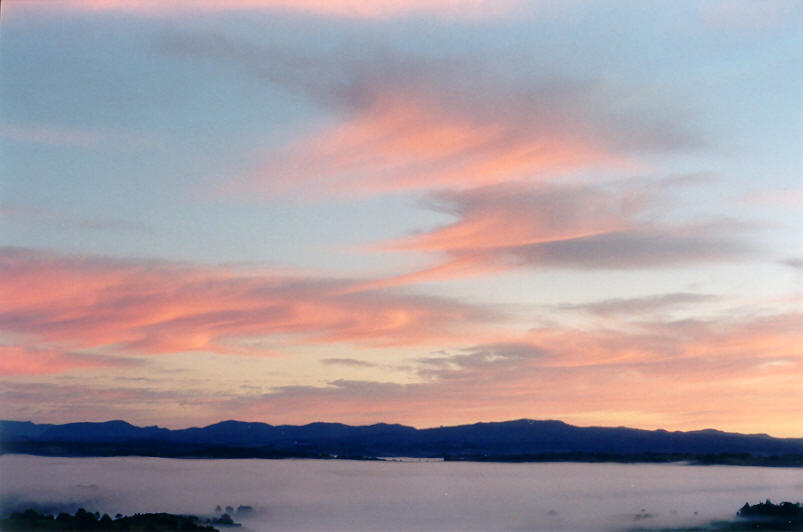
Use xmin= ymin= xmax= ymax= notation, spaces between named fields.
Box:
xmin=36 ymin=420 xmax=171 ymax=442
xmin=0 ymin=420 xmax=55 ymax=440
xmin=2 ymin=418 xmax=802 ymax=465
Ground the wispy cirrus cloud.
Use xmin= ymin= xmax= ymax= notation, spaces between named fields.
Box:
xmin=159 ymin=33 xmax=702 ymax=199
xmin=414 ymin=342 xmax=546 ymax=379
xmin=0 ymin=247 xmax=494 ymax=375
xmin=503 ymin=226 xmax=750 ymax=269
xmin=0 ymin=345 xmax=138 ymax=376
xmin=236 ymin=93 xmax=627 ymax=199
xmin=162 ymin=28 xmax=747 ymax=289
xmin=321 ymin=358 xmax=378 ymax=368
xmin=353 ymin=180 xmax=754 ymax=288
xmin=384 ymin=181 xmax=645 ymax=253
xmin=552 ymin=292 xmax=720 ymax=317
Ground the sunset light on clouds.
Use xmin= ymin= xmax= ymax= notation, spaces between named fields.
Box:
xmin=1 ymin=0 xmax=802 ymax=437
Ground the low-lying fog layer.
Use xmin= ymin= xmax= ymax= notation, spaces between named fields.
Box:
xmin=1 ymin=456 xmax=801 ymax=531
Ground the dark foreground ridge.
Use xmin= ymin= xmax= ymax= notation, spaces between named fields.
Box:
xmin=4 ymin=501 xmax=801 ymax=532
xmin=634 ymin=500 xmax=803 ymax=531
xmin=0 ymin=508 xmax=227 ymax=531
xmin=2 ymin=419 xmax=802 ymax=465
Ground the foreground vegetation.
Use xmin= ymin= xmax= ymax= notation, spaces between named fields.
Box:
xmin=3 ymin=501 xmax=800 ymax=531
xmin=0 ymin=508 xmax=234 ymax=531
xmin=732 ymin=501 xmax=803 ymax=530
xmin=634 ymin=500 xmax=803 ymax=531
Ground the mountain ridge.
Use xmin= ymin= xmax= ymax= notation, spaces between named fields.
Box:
xmin=2 ymin=418 xmax=801 ymax=465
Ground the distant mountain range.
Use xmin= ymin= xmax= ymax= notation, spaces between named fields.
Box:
xmin=2 ymin=419 xmax=802 ymax=465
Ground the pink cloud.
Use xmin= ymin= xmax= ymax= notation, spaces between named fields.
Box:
xmin=354 ymin=180 xmax=752 ymax=288
xmin=386 ymin=182 xmax=636 ymax=253
xmin=234 ymin=93 xmax=628 ymax=199
xmin=0 ymin=345 xmax=125 ymax=376
xmin=0 ymin=248 xmax=494 ymax=375
xmin=162 ymin=33 xmax=700 ymax=201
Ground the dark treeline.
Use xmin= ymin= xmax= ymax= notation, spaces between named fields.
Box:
xmin=5 ymin=441 xmax=803 ymax=466
xmin=445 ymin=452 xmax=803 ymax=467
xmin=633 ymin=500 xmax=803 ymax=531
xmin=736 ymin=500 xmax=803 ymax=529
xmin=0 ymin=508 xmax=222 ymax=531
xmin=5 ymin=501 xmax=802 ymax=531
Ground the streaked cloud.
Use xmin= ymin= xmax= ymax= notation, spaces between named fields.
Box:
xmin=553 ymin=293 xmax=720 ymax=317
xmin=160 ymin=33 xmax=703 ymax=199
xmin=321 ymin=358 xmax=378 ymax=368
xmin=783 ymin=258 xmax=803 ymax=271
xmin=361 ymin=180 xmax=754 ymax=287
xmin=414 ymin=342 xmax=546 ymax=379
xmin=0 ymin=345 xmax=137 ymax=376
xmin=0 ymin=247 xmax=494 ymax=375
xmin=237 ymin=94 xmax=625 ymax=198
xmin=385 ymin=181 xmax=644 ymax=253
xmin=505 ymin=227 xmax=750 ymax=269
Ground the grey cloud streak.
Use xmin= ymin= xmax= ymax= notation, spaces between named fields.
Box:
xmin=379 ymin=179 xmax=757 ymax=281
xmin=416 ymin=342 xmax=546 ymax=369
xmin=321 ymin=358 xmax=378 ymax=368
xmin=553 ymin=293 xmax=721 ymax=317
xmin=782 ymin=258 xmax=803 ymax=271
xmin=506 ymin=228 xmax=751 ymax=269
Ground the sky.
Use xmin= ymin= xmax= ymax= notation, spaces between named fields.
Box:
xmin=1 ymin=0 xmax=802 ymax=437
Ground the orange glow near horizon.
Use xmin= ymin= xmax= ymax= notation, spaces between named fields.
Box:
xmin=3 ymin=249 xmax=799 ymax=436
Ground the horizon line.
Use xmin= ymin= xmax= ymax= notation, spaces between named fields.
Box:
xmin=3 ymin=417 xmax=796 ymax=439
